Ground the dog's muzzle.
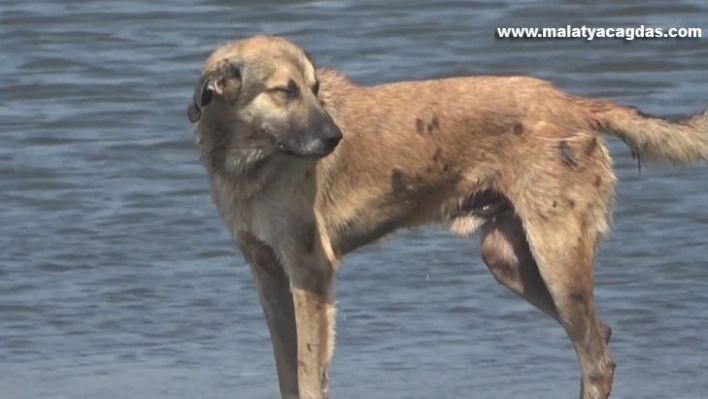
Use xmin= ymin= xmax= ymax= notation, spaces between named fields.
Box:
xmin=276 ymin=117 xmax=343 ymax=159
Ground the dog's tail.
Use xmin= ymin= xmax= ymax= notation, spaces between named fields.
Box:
xmin=588 ymin=100 xmax=708 ymax=165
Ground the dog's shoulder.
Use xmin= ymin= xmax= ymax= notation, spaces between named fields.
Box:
xmin=316 ymin=67 xmax=351 ymax=85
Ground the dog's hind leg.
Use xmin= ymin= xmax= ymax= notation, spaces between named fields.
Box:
xmin=479 ymin=211 xmax=612 ymax=343
xmin=238 ymin=233 xmax=300 ymax=399
xmin=520 ymin=211 xmax=615 ymax=399
xmin=480 ymin=210 xmax=557 ymax=318
xmin=480 ymin=209 xmax=613 ymax=398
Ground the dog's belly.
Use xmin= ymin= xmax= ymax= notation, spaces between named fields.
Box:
xmin=448 ymin=189 xmax=513 ymax=237
xmin=331 ymin=188 xmax=514 ymax=253
xmin=333 ymin=214 xmax=403 ymax=255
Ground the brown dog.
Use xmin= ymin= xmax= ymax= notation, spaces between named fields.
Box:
xmin=187 ymin=35 xmax=708 ymax=399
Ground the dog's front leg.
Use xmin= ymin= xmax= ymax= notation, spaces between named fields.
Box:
xmin=285 ymin=250 xmax=337 ymax=399
xmin=238 ymin=233 xmax=299 ymax=399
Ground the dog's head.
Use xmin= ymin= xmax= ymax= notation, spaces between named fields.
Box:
xmin=188 ymin=36 xmax=342 ymax=164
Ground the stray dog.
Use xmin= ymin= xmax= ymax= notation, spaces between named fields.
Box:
xmin=187 ymin=35 xmax=708 ymax=399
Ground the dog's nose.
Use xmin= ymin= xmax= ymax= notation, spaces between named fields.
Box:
xmin=320 ymin=123 xmax=343 ymax=151
xmin=321 ymin=134 xmax=341 ymax=150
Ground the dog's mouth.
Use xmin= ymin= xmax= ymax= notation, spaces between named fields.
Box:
xmin=274 ymin=138 xmax=340 ymax=159
xmin=275 ymin=142 xmax=310 ymax=158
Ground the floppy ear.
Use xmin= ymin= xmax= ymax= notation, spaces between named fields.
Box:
xmin=187 ymin=61 xmax=242 ymax=124
xmin=187 ymin=76 xmax=211 ymax=123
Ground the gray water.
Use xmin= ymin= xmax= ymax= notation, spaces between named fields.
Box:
xmin=2 ymin=1 xmax=708 ymax=398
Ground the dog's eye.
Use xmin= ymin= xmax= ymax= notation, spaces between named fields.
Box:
xmin=285 ymin=79 xmax=299 ymax=98
xmin=268 ymin=80 xmax=299 ymax=100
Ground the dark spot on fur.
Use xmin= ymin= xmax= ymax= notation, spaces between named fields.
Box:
xmin=427 ymin=150 xmax=450 ymax=175
xmin=567 ymin=199 xmax=576 ymax=208
xmin=415 ymin=118 xmax=425 ymax=133
xmin=585 ymin=136 xmax=598 ymax=156
xmin=552 ymin=201 xmax=557 ymax=208
xmin=513 ymin=123 xmax=524 ymax=135
xmin=391 ymin=169 xmax=407 ymax=193
xmin=302 ymin=223 xmax=317 ymax=254
xmin=425 ymin=116 xmax=441 ymax=133
xmin=594 ymin=175 xmax=602 ymax=187
xmin=558 ymin=140 xmax=578 ymax=167
xmin=306 ymin=343 xmax=312 ymax=353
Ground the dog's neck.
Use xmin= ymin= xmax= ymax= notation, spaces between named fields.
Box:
xmin=199 ymin=139 xmax=315 ymax=203
xmin=196 ymin=120 xmax=269 ymax=192
xmin=206 ymin=147 xmax=320 ymax=245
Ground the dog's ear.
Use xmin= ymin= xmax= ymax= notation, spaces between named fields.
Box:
xmin=187 ymin=76 xmax=211 ymax=123
xmin=187 ymin=61 xmax=242 ymax=124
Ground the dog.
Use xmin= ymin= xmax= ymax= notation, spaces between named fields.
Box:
xmin=187 ymin=35 xmax=708 ymax=399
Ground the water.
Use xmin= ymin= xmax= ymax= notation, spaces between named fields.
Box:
xmin=1 ymin=1 xmax=707 ymax=398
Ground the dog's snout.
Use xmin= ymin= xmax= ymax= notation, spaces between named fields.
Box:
xmin=321 ymin=135 xmax=341 ymax=151
xmin=272 ymin=110 xmax=342 ymax=159
xmin=319 ymin=122 xmax=343 ymax=151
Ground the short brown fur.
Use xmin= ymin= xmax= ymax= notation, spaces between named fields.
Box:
xmin=188 ymin=36 xmax=708 ymax=399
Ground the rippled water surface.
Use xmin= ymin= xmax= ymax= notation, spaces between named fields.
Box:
xmin=2 ymin=1 xmax=708 ymax=398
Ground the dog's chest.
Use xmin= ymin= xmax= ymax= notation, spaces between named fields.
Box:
xmin=211 ymin=174 xmax=307 ymax=247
